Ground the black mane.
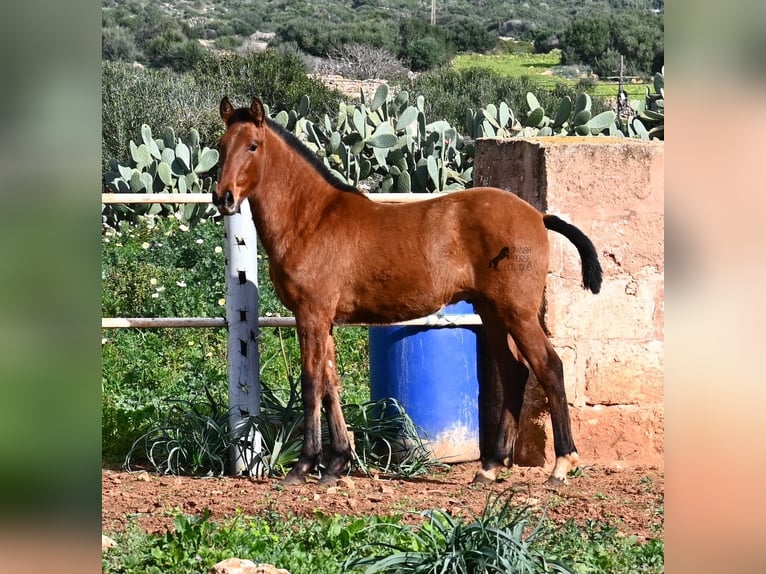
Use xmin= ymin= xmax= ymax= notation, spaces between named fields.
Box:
xmin=267 ymin=118 xmax=363 ymax=195
xmin=228 ymin=107 xmax=363 ymax=195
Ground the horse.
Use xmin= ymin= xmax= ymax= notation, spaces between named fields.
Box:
xmin=213 ymin=96 xmax=603 ymax=486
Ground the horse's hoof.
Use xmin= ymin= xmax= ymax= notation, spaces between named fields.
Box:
xmin=282 ymin=472 xmax=306 ymax=486
xmin=545 ymin=475 xmax=567 ymax=488
xmin=471 ymin=468 xmax=497 ymax=485
xmin=318 ymin=473 xmax=340 ymax=486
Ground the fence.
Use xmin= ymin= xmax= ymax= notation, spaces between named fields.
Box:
xmin=101 ymin=192 xmax=482 ymax=474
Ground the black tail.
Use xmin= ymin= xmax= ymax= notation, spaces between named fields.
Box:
xmin=543 ymin=214 xmax=603 ymax=294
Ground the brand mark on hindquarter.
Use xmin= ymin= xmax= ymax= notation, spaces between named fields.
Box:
xmin=489 ymin=245 xmax=532 ymax=271
xmin=488 ymin=246 xmax=510 ymax=270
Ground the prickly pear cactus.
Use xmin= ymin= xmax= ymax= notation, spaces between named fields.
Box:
xmin=104 ymin=124 xmax=220 ymax=225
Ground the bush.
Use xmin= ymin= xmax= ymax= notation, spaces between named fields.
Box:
xmin=561 ymin=15 xmax=610 ymax=67
xmin=443 ymin=16 xmax=498 ymax=54
xmin=102 ymin=51 xmax=346 ymax=169
xmin=561 ymin=11 xmax=663 ymax=78
xmin=323 ymin=43 xmax=407 ymax=80
xmin=271 ymin=17 xmax=398 ymax=59
xmin=398 ymin=18 xmax=452 ymax=71
xmin=400 ymin=67 xmax=583 ymax=134
xmin=102 ymin=61 xmax=214 ymax=171
xmin=102 ymin=25 xmax=142 ymax=62
xmin=346 ymin=489 xmax=575 ymax=573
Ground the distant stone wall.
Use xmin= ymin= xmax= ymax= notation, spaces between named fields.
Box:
xmin=474 ymin=137 xmax=664 ymax=469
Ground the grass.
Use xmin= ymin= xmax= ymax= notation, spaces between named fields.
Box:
xmin=102 ymin=492 xmax=664 ymax=574
xmin=451 ymin=50 xmax=649 ymax=101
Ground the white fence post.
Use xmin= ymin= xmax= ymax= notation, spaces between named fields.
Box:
xmin=224 ymin=200 xmax=262 ymax=476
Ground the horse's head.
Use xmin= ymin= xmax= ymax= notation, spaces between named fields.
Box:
xmin=213 ymin=96 xmax=267 ymax=215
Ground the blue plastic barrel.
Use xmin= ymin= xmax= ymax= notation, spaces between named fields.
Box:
xmin=369 ymin=301 xmax=480 ymax=463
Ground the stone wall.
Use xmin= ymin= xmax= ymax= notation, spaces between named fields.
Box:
xmin=474 ymin=137 xmax=664 ymax=469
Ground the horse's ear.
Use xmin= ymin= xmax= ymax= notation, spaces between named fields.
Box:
xmin=250 ymin=97 xmax=266 ymax=126
xmin=220 ymin=96 xmax=235 ymax=123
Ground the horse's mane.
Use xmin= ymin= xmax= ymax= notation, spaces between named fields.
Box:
xmin=226 ymin=107 xmax=363 ymax=196
xmin=267 ymin=118 xmax=364 ymax=195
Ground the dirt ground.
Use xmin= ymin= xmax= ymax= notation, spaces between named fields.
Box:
xmin=102 ymin=462 xmax=664 ymax=541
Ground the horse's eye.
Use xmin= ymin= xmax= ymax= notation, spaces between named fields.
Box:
xmin=249 ymin=143 xmax=258 ymax=152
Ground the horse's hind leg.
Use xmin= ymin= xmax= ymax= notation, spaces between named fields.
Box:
xmin=507 ymin=315 xmax=579 ymax=485
xmin=319 ymin=331 xmax=352 ymax=485
xmin=473 ymin=309 xmax=529 ymax=484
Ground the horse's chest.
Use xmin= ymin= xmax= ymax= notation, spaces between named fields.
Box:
xmin=268 ymin=260 xmax=332 ymax=310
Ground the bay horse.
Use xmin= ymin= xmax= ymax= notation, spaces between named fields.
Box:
xmin=214 ymin=96 xmax=603 ymax=486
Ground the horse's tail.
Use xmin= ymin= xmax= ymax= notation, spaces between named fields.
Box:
xmin=543 ymin=214 xmax=603 ymax=294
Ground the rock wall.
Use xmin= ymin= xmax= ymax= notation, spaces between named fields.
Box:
xmin=474 ymin=137 xmax=664 ymax=468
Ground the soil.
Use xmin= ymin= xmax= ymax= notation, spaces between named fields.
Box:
xmin=102 ymin=462 xmax=664 ymax=541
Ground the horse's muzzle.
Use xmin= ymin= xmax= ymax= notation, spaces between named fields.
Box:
xmin=212 ymin=189 xmax=236 ymax=214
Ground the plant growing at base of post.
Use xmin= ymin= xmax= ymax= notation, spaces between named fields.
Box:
xmin=124 ymin=384 xmax=233 ymax=476
xmin=103 ymin=124 xmax=220 ymax=227
xmin=344 ymin=488 xmax=575 ymax=574
xmin=125 ymin=378 xmax=436 ymax=479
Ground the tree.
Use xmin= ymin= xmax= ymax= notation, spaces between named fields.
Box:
xmin=609 ymin=12 xmax=663 ymax=76
xmin=561 ymin=15 xmax=610 ymax=66
xmin=561 ymin=12 xmax=663 ymax=77
xmin=442 ymin=16 xmax=497 ymax=54
xmin=398 ymin=18 xmax=452 ymax=71
xmin=102 ymin=26 xmax=141 ymax=62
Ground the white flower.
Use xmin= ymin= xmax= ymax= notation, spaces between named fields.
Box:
xmin=151 ymin=292 xmax=159 ymax=298
xmin=176 ymin=280 xmax=187 ymax=287
xmin=214 ymin=246 xmax=223 ymax=254
xmin=101 ymin=337 xmax=108 ymax=345
xmin=150 ymin=278 xmax=158 ymax=285
xmin=141 ymin=242 xmax=150 ymax=249
xmin=179 ymin=224 xmax=189 ymax=232
xmin=195 ymin=238 xmax=204 ymax=244
xmin=218 ymin=298 xmax=225 ymax=306
xmin=156 ymin=286 xmax=165 ymax=293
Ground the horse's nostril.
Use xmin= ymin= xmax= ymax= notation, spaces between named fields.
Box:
xmin=224 ymin=190 xmax=234 ymax=208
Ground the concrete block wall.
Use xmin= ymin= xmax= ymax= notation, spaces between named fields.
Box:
xmin=474 ymin=137 xmax=664 ymax=468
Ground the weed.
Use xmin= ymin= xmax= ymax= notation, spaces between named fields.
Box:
xmin=345 ymin=489 xmax=574 ymax=573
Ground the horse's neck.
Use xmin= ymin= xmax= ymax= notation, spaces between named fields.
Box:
xmin=249 ymin=132 xmax=337 ymax=262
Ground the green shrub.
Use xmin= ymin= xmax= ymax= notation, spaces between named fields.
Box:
xmin=346 ymin=489 xmax=575 ymax=573
xmin=398 ymin=18 xmax=453 ymax=71
xmin=443 ymin=16 xmax=498 ymax=54
xmin=102 ymin=51 xmax=346 ymax=169
xmin=561 ymin=11 xmax=663 ymax=78
xmin=102 ymin=61 xmax=221 ymax=171
xmin=102 ymin=25 xmax=142 ymax=62
xmin=400 ymin=67 xmax=584 ymax=134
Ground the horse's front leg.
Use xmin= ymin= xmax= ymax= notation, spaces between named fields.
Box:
xmin=283 ymin=318 xmax=331 ymax=485
xmin=319 ymin=330 xmax=352 ymax=485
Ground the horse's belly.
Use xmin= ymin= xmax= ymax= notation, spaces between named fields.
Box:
xmin=334 ymin=283 xmax=457 ymax=325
